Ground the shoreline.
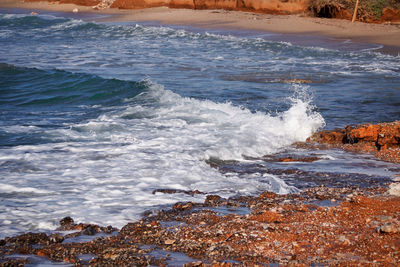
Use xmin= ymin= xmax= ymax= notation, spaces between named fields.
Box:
xmin=1 ymin=1 xmax=400 ymax=55
xmin=1 ymin=185 xmax=400 ymax=265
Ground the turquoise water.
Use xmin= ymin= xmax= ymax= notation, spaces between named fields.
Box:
xmin=0 ymin=10 xmax=399 ymax=237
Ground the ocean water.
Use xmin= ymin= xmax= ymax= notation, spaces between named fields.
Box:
xmin=0 ymin=10 xmax=399 ymax=238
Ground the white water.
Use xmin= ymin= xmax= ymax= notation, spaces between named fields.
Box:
xmin=0 ymin=82 xmax=325 ymax=237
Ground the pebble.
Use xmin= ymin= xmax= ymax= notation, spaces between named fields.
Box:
xmin=377 ymin=223 xmax=400 ymax=234
xmin=165 ymin=239 xmax=175 ymax=245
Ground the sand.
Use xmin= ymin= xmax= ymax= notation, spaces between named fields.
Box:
xmin=1 ymin=0 xmax=400 ymax=54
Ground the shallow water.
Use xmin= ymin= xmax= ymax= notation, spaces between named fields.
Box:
xmin=0 ymin=9 xmax=399 ymax=238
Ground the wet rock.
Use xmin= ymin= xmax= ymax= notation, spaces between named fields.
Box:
xmin=60 ymin=216 xmax=74 ymax=226
xmin=173 ymin=202 xmax=195 ymax=211
xmin=6 ymin=232 xmax=49 ymax=245
xmin=278 ymin=156 xmax=320 ymax=162
xmin=259 ymin=191 xmax=278 ymax=199
xmin=0 ymin=258 xmax=27 ymax=266
xmin=307 ymin=121 xmax=400 ymax=163
xmin=82 ymin=226 xmax=97 ymax=236
xmin=2 ymin=186 xmax=400 ymax=266
xmin=48 ymin=233 xmax=64 ymax=244
xmin=153 ymin=189 xmax=204 ymax=196
xmin=183 ymin=261 xmax=203 ymax=267
xmin=205 ymin=195 xmax=227 ymax=206
xmin=102 ymin=225 xmax=117 ymax=234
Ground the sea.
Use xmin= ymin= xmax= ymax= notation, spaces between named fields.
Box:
xmin=0 ymin=8 xmax=399 ymax=238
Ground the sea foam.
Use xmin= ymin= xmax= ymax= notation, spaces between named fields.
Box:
xmin=0 ymin=81 xmax=324 ymax=236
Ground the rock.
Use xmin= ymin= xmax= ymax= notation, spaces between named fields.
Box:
xmin=307 ymin=121 xmax=400 ymax=163
xmin=377 ymin=223 xmax=400 ymax=234
xmin=58 ymin=0 xmax=101 ymax=6
xmin=72 ymin=8 xmax=79 ymax=12
xmin=338 ymin=235 xmax=351 ymax=245
xmin=173 ymin=202 xmax=194 ymax=211
xmin=249 ymin=211 xmax=283 ymax=223
xmin=169 ymin=0 xmax=195 ymax=8
xmin=388 ymin=183 xmax=400 ymax=196
xmin=308 ymin=129 xmax=345 ymax=144
xmin=48 ymin=233 xmax=64 ymax=244
xmin=60 ymin=216 xmax=74 ymax=226
xmin=205 ymin=195 xmax=226 ymax=206
xmin=165 ymin=239 xmax=175 ymax=245
xmin=110 ymin=0 xmax=308 ymax=14
xmin=83 ymin=226 xmax=97 ymax=235
xmin=152 ymin=189 xmax=204 ymax=196
xmin=278 ymin=156 xmax=320 ymax=162
xmin=259 ymin=191 xmax=278 ymax=199
xmin=381 ymin=8 xmax=400 ymax=23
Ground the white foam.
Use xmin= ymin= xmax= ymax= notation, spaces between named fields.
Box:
xmin=0 ymin=81 xmax=324 ymax=234
xmin=0 ymin=183 xmax=50 ymax=194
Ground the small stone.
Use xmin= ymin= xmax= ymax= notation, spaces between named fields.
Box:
xmin=49 ymin=233 xmax=64 ymax=244
xmin=83 ymin=226 xmax=97 ymax=236
xmin=60 ymin=216 xmax=74 ymax=226
xmin=165 ymin=239 xmax=175 ymax=245
xmin=72 ymin=8 xmax=79 ymax=13
xmin=338 ymin=235 xmax=351 ymax=245
xmin=205 ymin=195 xmax=225 ymax=206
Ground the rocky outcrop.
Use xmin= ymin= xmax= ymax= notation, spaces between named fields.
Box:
xmin=110 ymin=0 xmax=170 ymax=9
xmin=108 ymin=0 xmax=309 ymax=14
xmin=381 ymin=8 xmax=400 ymax=23
xmin=307 ymin=121 xmax=400 ymax=163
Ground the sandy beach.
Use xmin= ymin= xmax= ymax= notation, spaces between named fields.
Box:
xmin=1 ymin=0 xmax=400 ymax=54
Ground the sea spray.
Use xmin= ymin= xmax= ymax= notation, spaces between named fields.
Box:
xmin=0 ymin=79 xmax=323 ymax=236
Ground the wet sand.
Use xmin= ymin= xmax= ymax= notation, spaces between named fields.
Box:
xmin=1 ymin=0 xmax=400 ymax=54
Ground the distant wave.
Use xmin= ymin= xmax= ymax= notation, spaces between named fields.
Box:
xmin=0 ymin=63 xmax=145 ymax=107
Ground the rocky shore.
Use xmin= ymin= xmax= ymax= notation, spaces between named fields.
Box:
xmin=1 ymin=185 xmax=400 ymax=266
xmin=1 ymin=122 xmax=399 ymax=266
xmin=305 ymin=121 xmax=400 ymax=163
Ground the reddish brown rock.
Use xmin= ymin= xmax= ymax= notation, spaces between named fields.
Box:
xmin=278 ymin=156 xmax=319 ymax=162
xmin=249 ymin=210 xmax=283 ymax=223
xmin=309 ymin=128 xmax=346 ymax=144
xmin=58 ymin=0 xmax=100 ymax=6
xmin=169 ymin=0 xmax=195 ymax=9
xmin=111 ymin=0 xmax=169 ymax=9
xmin=307 ymin=121 xmax=400 ymax=163
xmin=381 ymin=8 xmax=400 ymax=23
xmin=25 ymin=0 xmax=101 ymax=6
xmin=101 ymin=0 xmax=308 ymax=14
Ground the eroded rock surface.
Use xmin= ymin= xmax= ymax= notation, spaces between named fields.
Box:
xmin=306 ymin=121 xmax=400 ymax=163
